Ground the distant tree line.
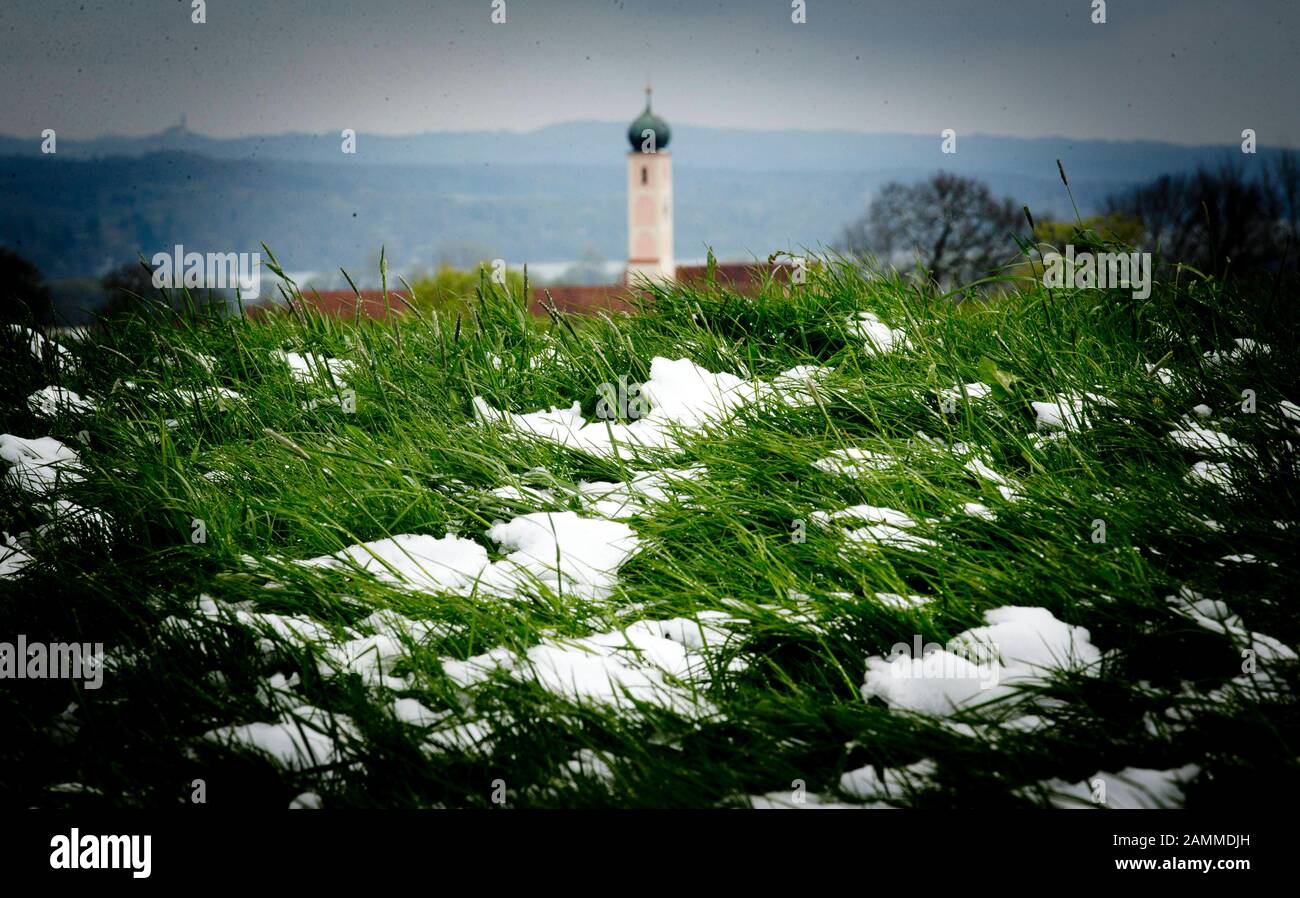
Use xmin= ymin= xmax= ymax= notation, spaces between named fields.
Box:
xmin=1101 ymin=154 xmax=1299 ymax=278
xmin=838 ymin=150 xmax=1300 ymax=287
xmin=0 ymin=247 xmax=55 ymax=325
xmin=0 ymin=252 xmax=231 ymax=328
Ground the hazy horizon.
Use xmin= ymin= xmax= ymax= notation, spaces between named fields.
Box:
xmin=2 ymin=0 xmax=1296 ymax=147
xmin=4 ymin=118 xmax=1284 ymax=150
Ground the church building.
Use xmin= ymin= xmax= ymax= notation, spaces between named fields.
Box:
xmin=625 ymin=86 xmax=675 ymax=285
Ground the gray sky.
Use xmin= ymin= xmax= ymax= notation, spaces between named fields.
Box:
xmin=1 ymin=0 xmax=1296 ymax=145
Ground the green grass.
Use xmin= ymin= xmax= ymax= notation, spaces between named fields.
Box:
xmin=2 ymin=258 xmax=1298 ymax=808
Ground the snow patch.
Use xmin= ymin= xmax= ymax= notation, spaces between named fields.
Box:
xmin=438 ymin=614 xmax=738 ymax=716
xmin=938 ymin=382 xmax=991 ymax=413
xmin=273 ymin=350 xmax=355 ymax=386
xmin=204 ymin=705 xmax=358 ymax=771
xmin=848 ymin=311 xmax=909 ymax=355
xmin=0 ymin=435 xmax=84 ymax=495
xmin=298 ymin=512 xmax=639 ymax=602
xmin=1033 ymin=391 xmax=1114 ymax=432
xmin=1026 ymin=764 xmax=1199 ymax=809
xmin=812 ymin=448 xmax=895 ymax=477
xmin=474 ymin=357 xmax=828 ymax=459
xmin=27 ymin=387 xmax=95 ymax=418
xmin=0 ymin=536 xmax=32 ymax=579
xmin=8 ymin=325 xmax=76 ymax=373
xmin=814 ymin=504 xmax=939 ymax=552
xmin=1168 ymin=422 xmax=1243 ymax=455
xmin=1187 ymin=460 xmax=1235 ymax=492
xmin=861 ymin=606 xmax=1101 ymax=716
xmin=840 ymin=759 xmax=937 ymax=802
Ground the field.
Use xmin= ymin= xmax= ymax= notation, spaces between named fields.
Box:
xmin=2 ymin=258 xmax=1298 ymax=809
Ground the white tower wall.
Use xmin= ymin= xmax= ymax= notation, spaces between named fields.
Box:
xmin=626 ymin=150 xmax=674 ymax=284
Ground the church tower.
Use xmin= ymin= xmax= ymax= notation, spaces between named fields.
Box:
xmin=626 ymin=86 xmax=674 ymax=284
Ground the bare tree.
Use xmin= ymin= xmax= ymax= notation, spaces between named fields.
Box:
xmin=100 ymin=259 xmax=161 ymax=319
xmin=1104 ymin=161 xmax=1285 ymax=276
xmin=837 ymin=172 xmax=1022 ymax=286
xmin=0 ymin=247 xmax=54 ymax=326
xmin=1270 ymin=149 xmax=1299 ymax=247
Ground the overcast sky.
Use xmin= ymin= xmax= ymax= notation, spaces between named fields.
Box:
xmin=1 ymin=0 xmax=1296 ymax=146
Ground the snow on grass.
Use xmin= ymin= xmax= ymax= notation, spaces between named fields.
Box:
xmin=1168 ymin=422 xmax=1244 ymax=455
xmin=461 ymin=509 xmax=639 ymax=600
xmin=911 ymin=431 xmax=1024 ymax=500
xmin=289 ymin=792 xmax=322 ymax=809
xmin=203 ymin=704 xmax=359 ymax=771
xmin=151 ymin=348 xmax=217 ymax=375
xmin=387 ymin=698 xmax=496 ymax=754
xmin=167 ymin=597 xmax=442 ymax=696
xmin=938 ymin=382 xmax=991 ymax=413
xmin=438 ymin=613 xmax=738 ymax=716
xmin=1023 ymin=764 xmax=1200 ymax=809
xmin=1169 ymin=587 xmax=1297 ymax=667
xmin=873 ymin=592 xmax=934 ymax=611
xmin=473 ymin=356 xmax=827 ymax=460
xmin=861 ymin=606 xmax=1101 ymax=716
xmin=1187 ymin=460 xmax=1235 ymax=492
xmin=749 ymin=791 xmax=879 ymax=809
xmin=961 ymin=455 xmax=1022 ymax=502
xmin=9 ymin=255 xmax=1297 ymax=808
xmin=572 ymin=469 xmax=696 ymax=517
xmin=8 ymin=325 xmax=76 ymax=373
xmin=812 ymin=505 xmax=919 ymax=529
xmin=147 ymin=386 xmax=245 ymax=408
xmin=298 ymin=533 xmax=504 ymax=595
xmin=319 ymin=632 xmax=414 ymax=690
xmin=26 ymin=386 xmax=95 ymax=418
xmin=561 ymin=748 xmax=618 ymax=786
xmin=1146 ymin=362 xmax=1177 ymax=388
xmin=272 ymin=349 xmax=356 ymax=385
xmin=31 ymin=500 xmax=112 ymax=541
xmin=490 ymin=466 xmax=703 ymax=519
xmin=847 ymin=311 xmax=909 ymax=355
xmin=1281 ymin=399 xmax=1300 ymax=429
xmin=815 ymin=435 xmax=1021 ymax=503
xmin=0 ymin=536 xmax=32 ymax=579
xmin=166 ymin=593 xmax=341 ymax=654
xmin=1032 ymin=391 xmax=1114 ymax=432
xmin=297 ymin=511 xmax=639 ymax=601
xmin=840 ymin=758 xmax=937 ymax=803
xmin=1203 ymin=338 xmax=1268 ymax=367
xmin=0 ymin=435 xmax=84 ymax=495
xmin=1216 ymin=553 xmax=1277 ymax=567
xmin=842 ymin=524 xmax=938 ymax=552
xmin=425 ymin=721 xmax=497 ymax=754
xmin=814 ymin=503 xmax=939 ymax=552
xmin=812 ymin=448 xmax=895 ymax=476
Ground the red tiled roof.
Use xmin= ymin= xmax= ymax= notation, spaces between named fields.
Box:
xmin=243 ymin=262 xmax=789 ymax=322
xmin=675 ymin=262 xmax=787 ymax=295
xmin=529 ymin=284 xmax=641 ymax=315
xmin=244 ymin=290 xmax=413 ymax=321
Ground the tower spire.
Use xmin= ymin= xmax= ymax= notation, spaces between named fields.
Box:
xmin=626 ymin=86 xmax=674 ymax=285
